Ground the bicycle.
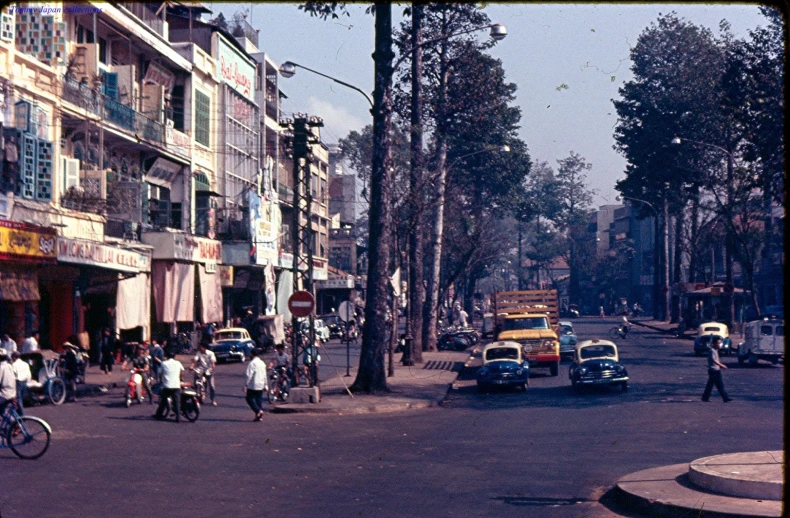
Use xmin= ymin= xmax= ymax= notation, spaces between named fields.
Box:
xmin=267 ymin=366 xmax=291 ymax=404
xmin=0 ymin=401 xmax=51 ymax=459
xmin=609 ymin=325 xmax=630 ymax=340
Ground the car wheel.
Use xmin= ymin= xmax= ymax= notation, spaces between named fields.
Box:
xmin=520 ymin=383 xmax=527 ymax=392
xmin=621 ymin=381 xmax=628 ymax=392
xmin=549 ymin=362 xmax=559 ymax=377
xmin=476 ymin=383 xmax=487 ymax=393
xmin=737 ymin=354 xmax=746 ymax=365
xmin=571 ymin=380 xmax=581 ymax=393
xmin=749 ymin=352 xmax=759 ymax=366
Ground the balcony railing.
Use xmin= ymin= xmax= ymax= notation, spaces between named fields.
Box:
xmin=117 ymin=2 xmax=165 ymax=38
xmin=61 ymin=75 xmax=165 ymax=147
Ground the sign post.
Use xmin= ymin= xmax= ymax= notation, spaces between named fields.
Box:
xmin=338 ymin=301 xmax=355 ymax=376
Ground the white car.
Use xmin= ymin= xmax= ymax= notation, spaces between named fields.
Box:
xmin=737 ymin=318 xmax=784 ymax=366
xmin=300 ymin=319 xmax=330 ymax=343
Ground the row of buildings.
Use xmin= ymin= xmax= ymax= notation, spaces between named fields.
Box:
xmin=525 ymin=202 xmax=783 ymax=327
xmin=0 ymin=2 xmax=362 ymax=350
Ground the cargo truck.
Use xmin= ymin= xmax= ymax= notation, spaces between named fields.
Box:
xmin=492 ymin=289 xmax=561 ymax=376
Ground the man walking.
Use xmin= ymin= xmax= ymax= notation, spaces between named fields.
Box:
xmin=11 ymin=352 xmax=31 ymax=416
xmin=244 ymin=348 xmax=267 ymax=421
xmin=155 ymin=350 xmax=184 ymax=422
xmin=1 ymin=332 xmax=17 ymax=356
xmin=702 ymin=337 xmax=732 ymax=403
xmin=99 ymin=329 xmax=115 ymax=374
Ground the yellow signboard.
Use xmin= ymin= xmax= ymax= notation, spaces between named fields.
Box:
xmin=0 ymin=220 xmax=57 ymax=263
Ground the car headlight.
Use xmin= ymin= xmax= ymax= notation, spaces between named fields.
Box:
xmin=516 ymin=369 xmax=523 ymax=376
xmin=543 ymin=340 xmax=555 ymax=348
xmin=577 ymin=367 xmax=588 ymax=376
xmin=478 ymin=368 xmax=489 ymax=377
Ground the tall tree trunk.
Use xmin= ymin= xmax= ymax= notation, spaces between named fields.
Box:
xmin=351 ymin=4 xmax=393 ymax=393
xmin=422 ymin=19 xmax=450 ymax=352
xmin=672 ymin=208 xmax=684 ymax=323
xmin=407 ymin=2 xmax=424 ymax=363
xmin=662 ymin=196 xmax=670 ymax=322
xmin=689 ymin=192 xmax=699 ymax=283
xmin=724 ymin=151 xmax=735 ymax=328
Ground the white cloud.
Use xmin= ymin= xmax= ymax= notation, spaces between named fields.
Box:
xmin=306 ymin=97 xmax=367 ymax=144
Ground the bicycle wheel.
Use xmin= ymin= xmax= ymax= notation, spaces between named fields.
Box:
xmin=47 ymin=378 xmax=66 ymax=405
xmin=267 ymin=379 xmax=278 ymax=404
xmin=279 ymin=378 xmax=290 ymax=402
xmin=608 ymin=327 xmax=621 ymax=340
xmin=8 ymin=416 xmax=51 ymax=460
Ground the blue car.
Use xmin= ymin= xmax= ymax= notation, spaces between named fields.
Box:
xmin=477 ymin=341 xmax=530 ymax=392
xmin=558 ymin=321 xmax=578 ymax=359
xmin=208 ymin=328 xmax=255 ymax=362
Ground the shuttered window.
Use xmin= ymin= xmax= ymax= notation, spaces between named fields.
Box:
xmin=195 ymin=91 xmax=210 ymax=147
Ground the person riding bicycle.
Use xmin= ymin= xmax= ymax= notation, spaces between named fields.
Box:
xmin=190 ymin=343 xmax=217 ymax=406
xmin=621 ymin=315 xmax=631 ymax=335
xmin=268 ymin=343 xmax=292 ymax=379
xmin=0 ymin=349 xmax=17 ymax=421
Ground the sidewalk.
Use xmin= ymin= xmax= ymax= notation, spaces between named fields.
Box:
xmin=271 ymin=350 xmax=470 ymax=414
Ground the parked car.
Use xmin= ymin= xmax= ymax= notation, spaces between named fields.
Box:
xmin=694 ymin=322 xmax=732 ymax=356
xmin=737 ymin=318 xmax=784 ymax=366
xmin=208 ymin=328 xmax=255 ymax=362
xmin=569 ymin=339 xmax=629 ymax=392
xmin=476 ymin=341 xmax=530 ymax=392
xmin=558 ymin=321 xmax=578 ymax=360
xmin=319 ymin=314 xmax=345 ymax=339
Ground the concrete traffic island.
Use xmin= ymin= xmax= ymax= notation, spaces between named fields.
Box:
xmin=614 ymin=451 xmax=784 ymax=517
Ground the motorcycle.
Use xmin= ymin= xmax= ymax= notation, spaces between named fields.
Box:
xmin=151 ymin=382 xmax=201 ymax=422
xmin=124 ymin=367 xmax=152 ymax=407
xmin=438 ymin=327 xmax=473 ymax=351
xmin=267 ymin=365 xmax=291 ymax=404
xmin=191 ymin=368 xmax=211 ymax=404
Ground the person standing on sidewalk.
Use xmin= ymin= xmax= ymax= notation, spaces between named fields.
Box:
xmin=154 ymin=350 xmax=184 ymax=422
xmin=99 ymin=329 xmax=115 ymax=374
xmin=702 ymin=337 xmax=732 ymax=403
xmin=244 ymin=348 xmax=267 ymax=421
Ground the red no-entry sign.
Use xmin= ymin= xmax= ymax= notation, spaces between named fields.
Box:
xmin=288 ymin=290 xmax=315 ymax=317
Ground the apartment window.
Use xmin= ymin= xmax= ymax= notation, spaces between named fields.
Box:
xmin=98 ymin=37 xmax=107 ymax=64
xmin=195 ymin=91 xmax=210 ymax=147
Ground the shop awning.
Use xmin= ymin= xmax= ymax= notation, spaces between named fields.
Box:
xmin=0 ymin=268 xmax=39 ymax=301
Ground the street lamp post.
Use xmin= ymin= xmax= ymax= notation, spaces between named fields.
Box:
xmin=672 ymin=136 xmax=736 ymax=327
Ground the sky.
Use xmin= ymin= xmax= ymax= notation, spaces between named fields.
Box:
xmin=212 ymin=2 xmax=772 ymax=206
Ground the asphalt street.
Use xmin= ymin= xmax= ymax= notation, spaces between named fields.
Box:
xmin=1 ymin=318 xmax=783 ymax=518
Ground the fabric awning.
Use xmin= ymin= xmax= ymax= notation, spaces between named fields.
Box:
xmin=198 ymin=264 xmax=223 ymax=324
xmin=152 ymin=261 xmax=194 ymax=323
xmin=117 ymin=273 xmax=151 ymax=330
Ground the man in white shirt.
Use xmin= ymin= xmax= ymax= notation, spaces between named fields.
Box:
xmin=11 ymin=352 xmax=31 ymax=416
xmin=244 ymin=348 xmax=267 ymax=421
xmin=190 ymin=344 xmax=217 ymax=406
xmin=154 ymin=351 xmax=184 ymax=422
xmin=0 ymin=350 xmax=17 ymax=418
xmin=1 ymin=333 xmax=17 ymax=356
xmin=458 ymin=308 xmax=469 ymax=328
xmin=20 ymin=332 xmax=39 ymax=354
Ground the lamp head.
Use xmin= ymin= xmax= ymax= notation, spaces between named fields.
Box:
xmin=615 ymin=195 xmax=623 ymax=202
xmin=279 ymin=62 xmax=296 ymax=79
xmin=501 ymin=144 xmax=511 ymax=152
xmin=671 ymin=137 xmax=682 ymax=145
xmin=490 ymin=24 xmax=507 ymax=41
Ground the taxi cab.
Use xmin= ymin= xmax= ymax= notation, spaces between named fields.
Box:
xmin=569 ymin=339 xmax=628 ymax=393
xmin=694 ymin=322 xmax=732 ymax=356
xmin=476 ymin=341 xmax=530 ymax=392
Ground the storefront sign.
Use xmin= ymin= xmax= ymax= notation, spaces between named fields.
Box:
xmin=315 ymin=278 xmax=354 ymax=290
xmin=0 ymin=219 xmax=56 ymax=263
xmin=165 ymin=124 xmax=190 ymax=158
xmin=142 ymin=232 xmax=222 ymax=264
xmin=248 ymin=191 xmax=280 ymax=265
xmin=231 ymin=94 xmax=254 ymax=128
xmin=144 ymin=61 xmax=175 ymax=91
xmin=219 ymin=265 xmax=234 ymax=287
xmin=57 ymin=237 xmax=152 ymax=273
xmin=216 ymin=37 xmax=255 ymax=101
xmin=279 ymin=251 xmax=293 ymax=270
xmin=145 ymin=157 xmax=182 ymax=187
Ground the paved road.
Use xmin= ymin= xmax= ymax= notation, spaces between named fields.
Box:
xmin=1 ymin=318 xmax=782 ymax=517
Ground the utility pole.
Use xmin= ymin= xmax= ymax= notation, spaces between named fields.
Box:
xmin=282 ymin=114 xmax=323 ymax=386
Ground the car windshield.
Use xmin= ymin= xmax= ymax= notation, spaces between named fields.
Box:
xmin=580 ymin=345 xmax=616 ymax=359
xmin=703 ymin=326 xmax=723 ymax=333
xmin=322 ymin=316 xmax=340 ymax=325
xmin=503 ymin=317 xmax=549 ymax=331
xmin=485 ymin=347 xmax=519 ymax=361
xmin=215 ymin=331 xmax=244 ymax=340
xmin=560 ymin=325 xmax=574 ymax=335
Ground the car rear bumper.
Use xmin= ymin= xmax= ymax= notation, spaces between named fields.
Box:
xmin=576 ymin=375 xmax=628 ymax=385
